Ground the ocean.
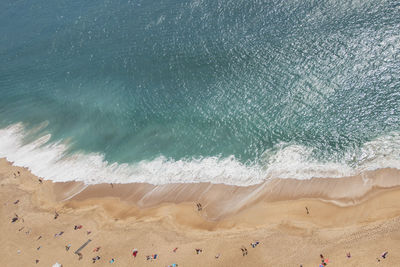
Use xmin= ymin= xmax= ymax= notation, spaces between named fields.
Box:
xmin=0 ymin=0 xmax=399 ymax=185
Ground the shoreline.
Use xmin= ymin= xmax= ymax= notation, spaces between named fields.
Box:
xmin=1 ymin=157 xmax=400 ymax=266
xmin=51 ymin=162 xmax=400 ymax=221
xmin=4 ymin=157 xmax=400 ymax=222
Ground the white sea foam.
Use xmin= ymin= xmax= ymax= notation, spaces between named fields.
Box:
xmin=1 ymin=123 xmax=400 ymax=185
xmin=261 ymin=132 xmax=400 ymax=179
xmin=261 ymin=144 xmax=356 ymax=179
xmin=353 ymin=132 xmax=400 ymax=172
xmin=0 ymin=123 xmax=264 ymax=185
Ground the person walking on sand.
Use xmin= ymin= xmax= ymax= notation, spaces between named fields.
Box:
xmin=196 ymin=203 xmax=202 ymax=211
xmin=132 ymin=249 xmax=138 ymax=257
xmin=305 ymin=206 xmax=309 ymax=214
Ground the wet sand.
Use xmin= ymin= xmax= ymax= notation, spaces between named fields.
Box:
xmin=1 ymin=157 xmax=400 ymax=266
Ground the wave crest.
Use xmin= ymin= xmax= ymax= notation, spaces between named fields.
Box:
xmin=1 ymin=123 xmax=400 ymax=185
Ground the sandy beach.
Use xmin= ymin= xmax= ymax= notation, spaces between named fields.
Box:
xmin=1 ymin=157 xmax=400 ymax=266
xmin=2 ymin=0 xmax=400 ymax=266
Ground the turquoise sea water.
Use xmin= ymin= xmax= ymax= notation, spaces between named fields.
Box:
xmin=0 ymin=0 xmax=400 ymax=185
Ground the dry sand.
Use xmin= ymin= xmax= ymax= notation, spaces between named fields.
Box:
xmin=1 ymin=157 xmax=400 ymax=266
